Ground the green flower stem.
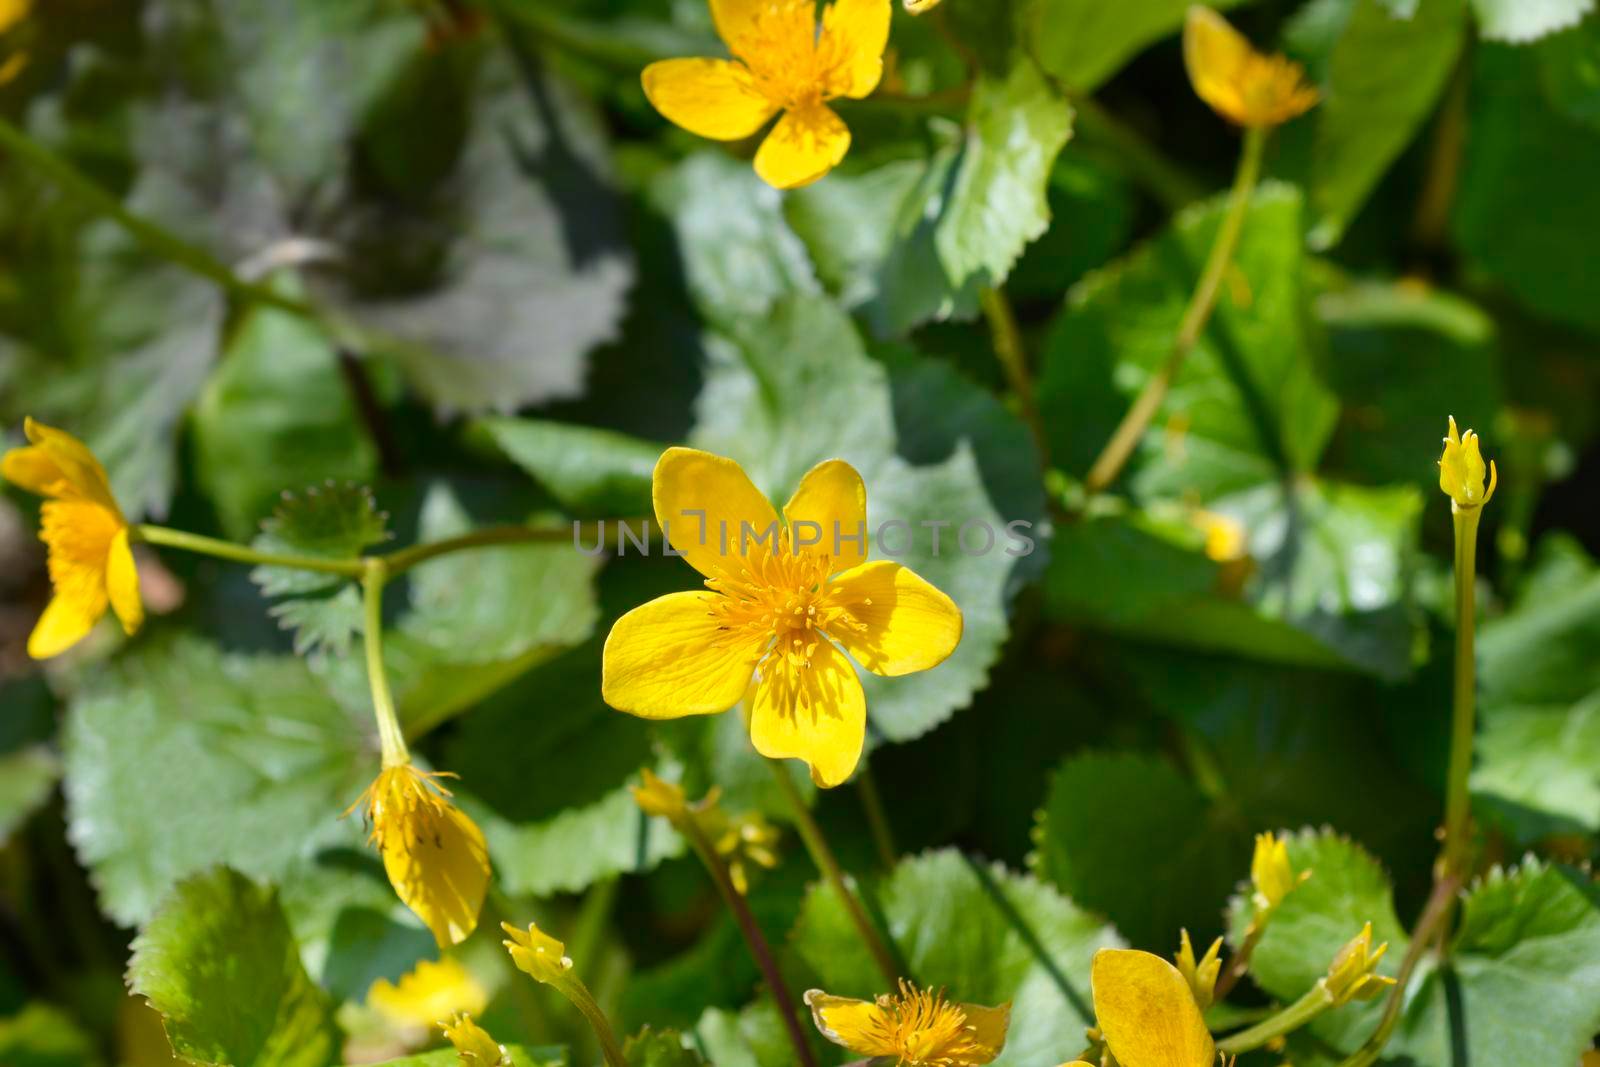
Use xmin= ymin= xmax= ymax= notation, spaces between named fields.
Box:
xmin=134 ymin=525 xmax=367 ymax=578
xmin=979 ymin=286 xmax=1048 ymax=464
xmin=382 ymin=519 xmax=638 ymax=575
xmin=546 ymin=971 xmax=628 ymax=1067
xmin=1210 ymin=921 xmax=1263 ymax=1003
xmin=361 ymin=560 xmax=409 ymax=768
xmin=678 ymin=814 xmax=820 ymax=1067
xmin=768 ymin=759 xmax=902 ymax=986
xmin=1442 ymin=505 xmax=1482 ymax=879
xmin=0 ymin=116 xmax=317 ymax=320
xmin=855 ymin=762 xmax=899 ymax=872
xmin=1216 ymin=985 xmax=1331 ymax=1056
xmin=1083 ymin=123 xmax=1266 ymax=494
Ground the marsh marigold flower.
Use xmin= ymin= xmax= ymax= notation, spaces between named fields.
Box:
xmin=1320 ymin=922 xmax=1394 ymax=1007
xmin=2 ymin=418 xmax=142 ymax=659
xmin=1090 ymin=949 xmax=1214 ymax=1067
xmin=1439 ymin=416 xmax=1496 ymax=511
xmin=368 ymin=958 xmax=487 ymax=1029
xmin=641 ymin=0 xmax=891 ymax=189
xmin=439 ymin=1013 xmax=508 ymax=1066
xmin=1174 ymin=929 xmax=1222 ymax=1011
xmin=601 ymin=448 xmax=963 ymax=788
xmin=1183 ymin=6 xmax=1318 ymax=128
xmin=349 ymin=764 xmax=490 ymax=948
xmin=1251 ymin=831 xmax=1304 ymax=914
xmin=805 ymin=981 xmax=1010 ymax=1066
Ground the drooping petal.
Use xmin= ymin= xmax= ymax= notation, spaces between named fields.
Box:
xmin=804 ymin=991 xmax=899 ymax=1058
xmin=652 ymin=447 xmax=781 ymax=583
xmin=11 ymin=418 xmax=121 ymax=512
xmin=641 ymin=58 xmax=778 ymax=139
xmin=29 ymin=499 xmax=120 ymax=659
xmin=603 ymin=591 xmax=766 ymax=718
xmin=958 ymin=1001 xmax=1011 ymax=1059
xmin=750 ymin=638 xmax=866 ymax=787
xmin=1183 ymin=6 xmax=1253 ymax=123
xmin=784 ymin=458 xmax=867 ymax=572
xmin=827 ymin=561 xmax=962 ymax=676
xmin=382 ymin=797 xmax=491 ymax=948
xmin=27 ymin=592 xmax=102 ymax=660
xmin=821 ymin=0 xmax=891 ymax=99
xmin=1091 ymin=949 xmax=1215 ymax=1067
xmin=105 ymin=527 xmax=143 ymax=636
xmin=753 ymin=105 xmax=850 ymax=190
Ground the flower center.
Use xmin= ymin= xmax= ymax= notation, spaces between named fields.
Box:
xmin=876 ymin=984 xmax=985 ymax=1066
xmin=729 ymin=0 xmax=852 ymax=111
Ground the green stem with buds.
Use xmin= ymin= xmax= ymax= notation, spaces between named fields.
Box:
xmin=1217 ymin=985 xmax=1331 ymax=1056
xmin=546 ymin=972 xmax=628 ymax=1067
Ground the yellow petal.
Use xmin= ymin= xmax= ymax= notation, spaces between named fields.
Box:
xmin=827 ymin=561 xmax=962 ymax=676
xmin=368 ymin=958 xmax=488 ymax=1027
xmin=783 ymin=458 xmax=868 ymax=572
xmin=27 ymin=591 xmax=101 ymax=660
xmin=641 ymin=58 xmax=778 ymax=140
xmin=1183 ymin=6 xmax=1254 ymax=124
xmin=8 ymin=418 xmax=121 ymax=513
xmin=0 ymin=0 xmax=29 ymax=32
xmin=750 ymin=638 xmax=865 ymax=787
xmin=382 ymin=800 xmax=490 ymax=948
xmin=603 ymin=591 xmax=765 ymax=718
xmin=821 ymin=0 xmax=891 ymax=99
xmin=958 ymin=1001 xmax=1010 ymax=1057
xmin=804 ymin=991 xmax=898 ymax=1057
xmin=1091 ymin=948 xmax=1215 ymax=1067
xmin=708 ymin=0 xmax=768 ymax=52
xmin=652 ymin=447 xmax=781 ymax=583
xmin=106 ymin=527 xmax=143 ymax=636
xmin=754 ymin=105 xmax=850 ymax=190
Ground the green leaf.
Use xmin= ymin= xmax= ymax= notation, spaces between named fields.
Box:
xmin=692 ymin=1002 xmax=795 ymax=1067
xmin=624 ymin=1028 xmax=706 ymax=1067
xmin=1469 ymin=0 xmax=1594 ymax=42
xmin=1473 ymin=545 xmax=1600 ymax=839
xmin=791 ymin=849 xmax=1122 ymax=1065
xmin=251 ymin=483 xmax=390 ymax=597
xmin=1038 ymin=184 xmax=1338 ymax=496
xmin=783 ymin=160 xmax=927 ymax=312
xmin=128 ymin=867 xmax=339 ymax=1067
xmin=1032 ymin=752 xmax=1241 ymax=949
xmin=0 ymin=1003 xmax=103 ymax=1067
xmin=1225 ymin=828 xmax=1408 ymax=1052
xmin=0 ymin=746 xmax=58 ymax=846
xmin=1308 ymin=0 xmax=1468 ymax=249
xmin=62 ymin=637 xmax=377 ymax=925
xmin=479 ymin=416 xmax=660 ymax=517
xmin=191 ymin=287 xmax=378 ymax=540
xmin=1026 ymin=0 xmax=1247 ymax=92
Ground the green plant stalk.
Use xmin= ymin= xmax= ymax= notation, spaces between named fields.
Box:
xmin=980 ymin=286 xmax=1048 ymax=464
xmin=768 ymin=759 xmax=902 ymax=986
xmin=136 ymin=525 xmax=368 ymax=577
xmin=383 ymin=519 xmax=640 ymax=574
xmin=855 ymin=763 xmax=899 ymax=872
xmin=1084 ymin=124 xmax=1266 ymax=494
xmin=0 ymin=116 xmax=316 ymax=320
xmin=1216 ymin=985 xmax=1331 ymax=1056
xmin=547 ymin=971 xmax=629 ymax=1067
xmin=361 ymin=560 xmax=409 ymax=768
xmin=1442 ymin=506 xmax=1482 ymax=879
xmin=678 ymin=814 xmax=820 ymax=1067
xmin=1210 ymin=921 xmax=1262 ymax=1003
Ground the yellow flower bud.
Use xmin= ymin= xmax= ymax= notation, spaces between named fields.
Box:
xmin=439 ymin=1012 xmax=508 ymax=1066
xmin=630 ymin=768 xmax=691 ymax=821
xmin=713 ymin=811 xmax=782 ymax=895
xmin=1174 ymin=929 xmax=1223 ymax=1011
xmin=501 ymin=921 xmax=574 ymax=986
xmin=1251 ymin=832 xmax=1304 ymax=914
xmin=1320 ymin=922 xmax=1395 ymax=1007
xmin=1183 ymin=6 xmax=1319 ymax=128
xmin=1438 ymin=416 xmax=1497 ymax=511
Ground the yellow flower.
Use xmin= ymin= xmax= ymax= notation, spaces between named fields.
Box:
xmin=1438 ymin=416 xmax=1497 ymax=511
xmin=631 ymin=768 xmax=694 ymax=821
xmin=348 ymin=764 xmax=491 ymax=948
xmin=1090 ymin=949 xmax=1214 ymax=1067
xmin=439 ymin=1012 xmax=508 ymax=1066
xmin=367 ymin=958 xmax=488 ymax=1029
xmin=602 ymin=448 xmax=963 ymax=788
xmin=1251 ymin=831 xmax=1304 ymax=914
xmin=805 ymin=981 xmax=1010 ymax=1066
xmin=712 ymin=809 xmax=781 ymax=894
xmin=1191 ymin=508 xmax=1247 ymax=564
xmin=2 ymin=418 xmax=143 ymax=659
xmin=1183 ymin=6 xmax=1319 ymax=128
xmin=1320 ymin=922 xmax=1395 ymax=1007
xmin=502 ymin=921 xmax=573 ymax=986
xmin=1174 ymin=929 xmax=1223 ymax=1012
xmin=640 ymin=0 xmax=891 ymax=189
xmin=903 ymin=0 xmax=941 ymax=11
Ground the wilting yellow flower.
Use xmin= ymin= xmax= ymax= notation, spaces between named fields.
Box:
xmin=1438 ymin=416 xmax=1497 ymax=511
xmin=1183 ymin=6 xmax=1318 ymax=128
xmin=368 ymin=958 xmax=488 ymax=1028
xmin=2 ymin=418 xmax=143 ymax=659
xmin=1320 ymin=922 xmax=1394 ymax=1007
xmin=805 ymin=981 xmax=1010 ymax=1066
xmin=712 ymin=809 xmax=781 ymax=894
xmin=1251 ymin=831 xmax=1304 ymax=914
xmin=640 ymin=0 xmax=890 ymax=189
xmin=439 ymin=1012 xmax=508 ymax=1066
xmin=1174 ymin=929 xmax=1223 ymax=1012
xmin=1090 ymin=949 xmax=1214 ymax=1067
xmin=502 ymin=921 xmax=573 ymax=986
xmin=602 ymin=448 xmax=962 ymax=788
xmin=348 ymin=764 xmax=490 ymax=948
xmin=631 ymin=769 xmax=780 ymax=893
